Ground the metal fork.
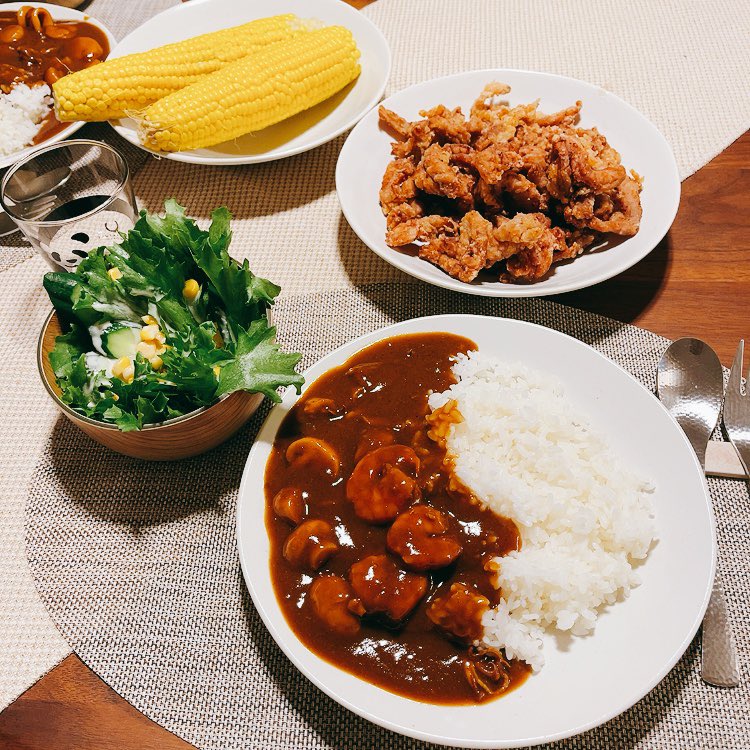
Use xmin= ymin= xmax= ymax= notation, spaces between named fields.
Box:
xmin=725 ymin=340 xmax=750 ymax=478
xmin=702 ymin=339 xmax=750 ymax=689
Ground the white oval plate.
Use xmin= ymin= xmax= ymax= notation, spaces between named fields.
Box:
xmin=109 ymin=0 xmax=391 ymax=165
xmin=336 ymin=70 xmax=680 ymax=297
xmin=237 ymin=314 xmax=713 ymax=748
xmin=0 ymin=3 xmax=116 ymax=170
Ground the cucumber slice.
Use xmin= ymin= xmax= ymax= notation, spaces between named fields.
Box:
xmin=101 ymin=323 xmax=141 ymax=359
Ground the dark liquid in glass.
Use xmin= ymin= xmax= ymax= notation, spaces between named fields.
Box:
xmin=45 ymin=195 xmax=110 ymax=222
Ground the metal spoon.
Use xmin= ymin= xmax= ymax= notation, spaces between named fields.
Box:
xmin=657 ymin=338 xmax=740 ymax=687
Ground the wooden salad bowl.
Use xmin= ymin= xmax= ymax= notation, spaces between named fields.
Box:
xmin=37 ymin=310 xmax=264 ymax=461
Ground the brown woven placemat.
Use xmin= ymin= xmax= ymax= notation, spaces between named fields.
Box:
xmin=26 ymin=285 xmax=749 ymax=749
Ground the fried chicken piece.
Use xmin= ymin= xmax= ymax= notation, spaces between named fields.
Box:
xmin=593 ymin=193 xmax=615 ymax=220
xmin=561 ymin=192 xmax=595 ymax=225
xmin=392 ymin=119 xmax=437 ymax=159
xmin=546 ymin=136 xmax=575 ymax=201
xmin=379 ymin=107 xmax=439 ymax=160
xmin=386 ymin=215 xmax=458 ymax=247
xmin=380 ymin=157 xmax=418 ymax=214
xmin=561 ymin=173 xmax=641 ymax=237
xmin=385 ymin=201 xmax=424 ymax=233
xmin=472 ymin=101 xmax=542 ymax=150
xmin=414 ymin=143 xmax=475 ymax=206
xmin=583 ymin=175 xmax=642 ymax=236
xmin=378 ymin=105 xmax=412 ymax=141
xmin=501 ymin=171 xmax=548 ymax=212
xmin=418 ymin=211 xmax=493 ymax=283
xmin=473 ymin=178 xmax=504 ymax=213
xmin=534 ymin=101 xmax=582 ymax=127
xmin=378 ymin=83 xmax=642 ymax=284
xmin=420 ymin=104 xmax=471 ymax=144
xmin=418 ymin=238 xmax=477 ymax=282
xmin=510 ymin=124 xmax=554 ymax=170
xmin=456 ymin=143 xmax=522 ymax=187
xmin=470 ymin=82 xmax=512 ymax=117
xmin=492 ymin=213 xmax=563 ymax=280
xmin=504 ymin=124 xmax=557 ymax=200
xmin=557 ymin=132 xmax=626 ymax=193
xmin=555 ymin=227 xmax=597 ymax=260
xmin=459 ymin=209 xmax=497 ymax=257
xmin=577 ymin=127 xmax=626 ymax=175
xmin=504 ymin=244 xmax=554 ymax=281
xmin=380 ymin=157 xmax=425 ymax=232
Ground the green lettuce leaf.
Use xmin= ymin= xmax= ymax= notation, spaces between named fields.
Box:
xmin=217 ymin=319 xmax=303 ymax=402
xmin=43 ymin=251 xmax=144 ymax=327
xmin=192 ymin=206 xmax=280 ymax=343
xmin=101 ymin=405 xmax=141 ymax=432
xmin=48 ymin=325 xmax=89 ymax=379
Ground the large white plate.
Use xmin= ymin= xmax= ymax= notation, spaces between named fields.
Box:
xmin=109 ymin=0 xmax=391 ymax=165
xmin=237 ymin=315 xmax=713 ymax=748
xmin=0 ymin=3 xmax=116 ymax=170
xmin=336 ymin=70 xmax=680 ymax=297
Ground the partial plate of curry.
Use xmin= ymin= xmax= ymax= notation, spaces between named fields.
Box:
xmin=0 ymin=3 xmax=115 ymax=169
xmin=237 ymin=314 xmax=713 ymax=747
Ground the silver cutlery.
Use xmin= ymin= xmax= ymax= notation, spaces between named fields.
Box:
xmin=724 ymin=340 xmax=750 ymax=480
xmin=657 ymin=338 xmax=740 ymax=688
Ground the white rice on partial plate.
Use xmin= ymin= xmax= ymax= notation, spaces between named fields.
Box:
xmin=428 ymin=351 xmax=657 ymax=672
xmin=0 ymin=83 xmax=53 ymax=158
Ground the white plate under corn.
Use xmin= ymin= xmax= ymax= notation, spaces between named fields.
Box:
xmin=237 ymin=314 xmax=713 ymax=748
xmin=108 ymin=0 xmax=391 ymax=165
xmin=336 ymin=69 xmax=681 ymax=297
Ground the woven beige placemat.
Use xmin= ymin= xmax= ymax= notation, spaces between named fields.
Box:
xmin=0 ymin=0 xmax=177 ymax=709
xmin=366 ymin=0 xmax=750 ymax=181
xmin=26 ymin=285 xmax=750 ymax=750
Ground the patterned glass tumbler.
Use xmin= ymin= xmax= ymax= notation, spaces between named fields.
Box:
xmin=0 ymin=139 xmax=138 ymax=272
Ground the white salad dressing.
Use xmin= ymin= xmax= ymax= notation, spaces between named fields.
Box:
xmin=83 ymin=353 xmax=116 ymax=402
xmin=88 ymin=322 xmax=111 ymax=356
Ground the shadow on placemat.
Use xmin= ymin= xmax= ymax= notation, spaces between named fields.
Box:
xmin=26 ymin=285 xmax=748 ymax=750
xmin=135 ymin=135 xmax=343 ymax=224
xmin=44 ymin=416 xmax=250 ymax=530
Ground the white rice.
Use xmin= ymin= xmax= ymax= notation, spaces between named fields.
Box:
xmin=0 ymin=83 xmax=53 ymax=157
xmin=428 ymin=351 xmax=656 ymax=671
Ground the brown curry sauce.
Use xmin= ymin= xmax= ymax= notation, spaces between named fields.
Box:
xmin=0 ymin=7 xmax=110 ymax=143
xmin=264 ymin=333 xmax=530 ymax=704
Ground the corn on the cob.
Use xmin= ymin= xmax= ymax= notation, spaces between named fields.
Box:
xmin=138 ymin=25 xmax=361 ymax=153
xmin=53 ymin=14 xmax=308 ymax=121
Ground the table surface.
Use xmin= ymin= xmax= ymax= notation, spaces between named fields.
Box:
xmin=1 ymin=0 xmax=749 ymax=746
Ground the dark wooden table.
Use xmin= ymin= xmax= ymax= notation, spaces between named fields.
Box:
xmin=1 ymin=1 xmax=748 ymax=746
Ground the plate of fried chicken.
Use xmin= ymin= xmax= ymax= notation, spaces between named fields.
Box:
xmin=336 ymin=69 xmax=680 ymax=296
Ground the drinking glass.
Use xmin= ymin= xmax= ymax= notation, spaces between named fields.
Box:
xmin=0 ymin=140 xmax=138 ymax=271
